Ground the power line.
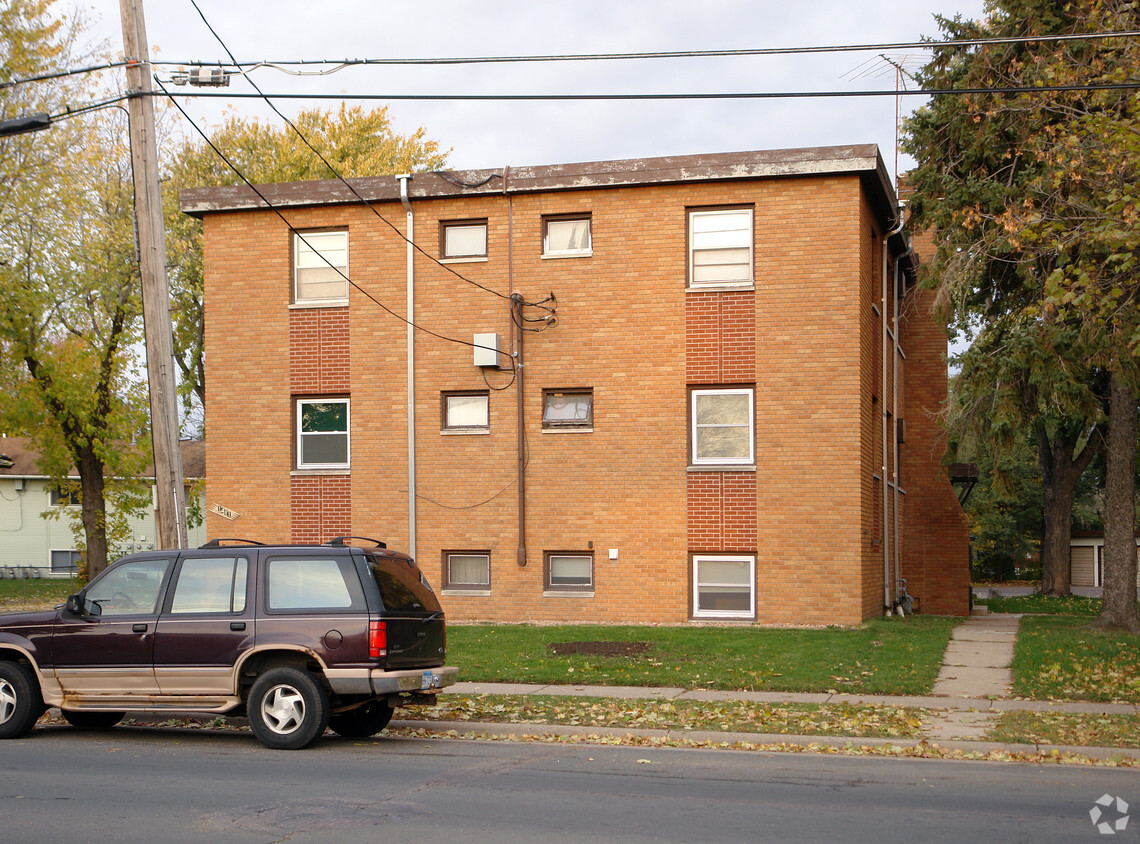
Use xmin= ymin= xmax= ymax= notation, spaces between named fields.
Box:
xmin=0 ymin=61 xmax=130 ymax=91
xmin=148 ymin=29 xmax=1140 ymax=71
xmin=155 ymin=82 xmax=1140 ymax=102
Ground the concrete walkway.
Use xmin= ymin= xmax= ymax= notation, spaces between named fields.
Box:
xmin=402 ymin=611 xmax=1140 ymax=758
xmin=925 ymin=611 xmax=1019 ymax=741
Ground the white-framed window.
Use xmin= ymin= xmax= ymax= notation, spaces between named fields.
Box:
xmin=546 ymin=552 xmax=593 ymax=590
xmin=542 ymin=389 xmax=593 ymax=429
xmin=50 ymin=485 xmax=79 ymax=507
xmin=294 ymin=230 xmax=348 ymax=303
xmin=691 ymin=388 xmax=754 ymax=465
xmin=444 ymin=552 xmax=490 ymax=589
xmin=689 ymin=208 xmax=753 ymax=287
xmin=297 ymin=398 xmax=350 ymax=469
xmin=50 ymin=549 xmax=81 ymax=573
xmin=441 ymin=220 xmax=488 ymax=260
xmin=693 ymin=555 xmax=755 ymax=619
xmin=543 ymin=216 xmax=592 ymax=257
xmin=442 ymin=391 xmax=489 ymax=433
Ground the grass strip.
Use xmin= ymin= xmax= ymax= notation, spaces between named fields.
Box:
xmin=449 ymin=616 xmax=958 ymax=696
xmin=412 ymin=693 xmax=932 ymax=739
xmin=988 ymin=711 xmax=1140 ymax=749
xmin=1012 ymin=615 xmax=1140 ymax=703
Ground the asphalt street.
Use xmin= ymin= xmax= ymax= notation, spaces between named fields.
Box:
xmin=1 ymin=724 xmax=1135 ymax=843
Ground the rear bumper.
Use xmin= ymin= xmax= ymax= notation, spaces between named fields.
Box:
xmin=326 ymin=665 xmax=458 ymax=696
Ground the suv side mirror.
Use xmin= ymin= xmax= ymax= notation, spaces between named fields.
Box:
xmin=65 ymin=594 xmax=101 ymax=617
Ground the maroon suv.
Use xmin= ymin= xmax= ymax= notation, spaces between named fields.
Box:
xmin=0 ymin=537 xmax=457 ymax=749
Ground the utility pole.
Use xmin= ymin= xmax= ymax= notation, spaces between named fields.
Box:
xmin=119 ymin=0 xmax=187 ymax=549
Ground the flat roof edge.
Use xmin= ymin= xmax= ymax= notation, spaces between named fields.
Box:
xmin=180 ymin=144 xmax=887 ymax=217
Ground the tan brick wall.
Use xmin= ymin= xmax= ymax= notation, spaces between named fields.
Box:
xmin=200 ymin=170 xmax=966 ymax=625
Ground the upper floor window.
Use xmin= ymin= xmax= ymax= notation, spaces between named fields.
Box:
xmin=441 ymin=220 xmax=487 ymax=260
xmin=294 ymin=230 xmax=348 ymax=303
xmin=297 ymin=398 xmax=350 ymax=469
xmin=543 ymin=215 xmax=592 ymax=257
xmin=442 ymin=391 xmax=489 ymax=433
xmin=543 ymin=389 xmax=593 ymax=430
xmin=691 ymin=387 xmax=754 ymax=465
xmin=689 ymin=208 xmax=753 ymax=287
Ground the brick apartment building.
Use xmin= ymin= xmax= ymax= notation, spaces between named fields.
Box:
xmin=181 ymin=144 xmax=969 ymax=625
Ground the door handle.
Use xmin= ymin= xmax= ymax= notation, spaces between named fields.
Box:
xmin=230 ymin=622 xmax=246 ymax=631
xmin=132 ymin=623 xmax=148 ymax=633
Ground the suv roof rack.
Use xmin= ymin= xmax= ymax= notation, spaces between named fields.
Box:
xmin=325 ymin=536 xmax=387 ymax=549
xmin=199 ymin=538 xmax=266 ymax=548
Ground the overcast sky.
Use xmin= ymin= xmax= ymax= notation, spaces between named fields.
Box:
xmin=83 ymin=0 xmax=989 ymax=185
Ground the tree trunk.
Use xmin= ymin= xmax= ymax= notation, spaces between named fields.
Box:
xmin=1093 ymin=370 xmax=1140 ymax=633
xmin=76 ymin=444 xmax=110 ymax=582
xmin=1037 ymin=426 xmax=1097 ymax=596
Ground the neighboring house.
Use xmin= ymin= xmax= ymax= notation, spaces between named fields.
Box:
xmin=1070 ymin=533 xmax=1140 ymax=588
xmin=181 ymin=144 xmax=969 ymax=625
xmin=0 ymin=437 xmax=207 ymax=577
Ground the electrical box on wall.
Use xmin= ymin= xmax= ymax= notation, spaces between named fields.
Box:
xmin=473 ymin=333 xmax=501 ymax=368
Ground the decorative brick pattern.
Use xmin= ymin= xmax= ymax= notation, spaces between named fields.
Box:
xmin=687 ymin=472 xmax=758 ymax=549
xmin=686 ymin=292 xmax=756 ymax=384
xmin=290 ymin=475 xmax=351 ymax=543
xmin=290 ymin=307 xmax=350 ymax=393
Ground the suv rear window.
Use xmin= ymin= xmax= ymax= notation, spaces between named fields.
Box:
xmin=266 ymin=557 xmax=363 ymax=611
xmin=368 ymin=556 xmax=441 ymax=613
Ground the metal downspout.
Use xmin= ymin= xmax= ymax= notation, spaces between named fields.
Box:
xmin=398 ymin=175 xmax=416 ymax=559
xmin=505 ymin=168 xmax=526 ymax=568
xmin=892 ymin=237 xmax=913 ymax=611
xmin=882 ymin=212 xmax=905 ymax=614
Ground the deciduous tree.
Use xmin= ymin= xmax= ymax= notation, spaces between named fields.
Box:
xmin=904 ymin=0 xmax=1140 ymax=629
xmin=0 ymin=0 xmax=153 ymax=578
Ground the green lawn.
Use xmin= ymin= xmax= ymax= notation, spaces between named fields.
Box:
xmin=974 ymin=593 xmax=1103 ymax=616
xmin=0 ymin=577 xmax=75 ymax=611
xmin=448 ymin=616 xmax=959 ymax=696
xmin=1011 ymin=615 xmax=1140 ymax=703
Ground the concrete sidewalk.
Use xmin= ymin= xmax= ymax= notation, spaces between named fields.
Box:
xmin=396 ymin=612 xmax=1140 ymax=760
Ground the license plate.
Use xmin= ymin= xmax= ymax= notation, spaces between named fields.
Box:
xmin=421 ymin=670 xmax=441 ymax=690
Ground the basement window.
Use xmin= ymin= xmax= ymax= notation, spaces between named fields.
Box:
xmin=693 ymin=555 xmax=755 ymax=619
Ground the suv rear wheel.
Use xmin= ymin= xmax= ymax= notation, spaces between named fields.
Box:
xmin=329 ymin=700 xmax=394 ymax=738
xmin=248 ymin=666 xmax=329 ymax=750
xmin=0 ymin=660 xmax=44 ymax=740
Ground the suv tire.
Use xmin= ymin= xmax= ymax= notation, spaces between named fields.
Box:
xmin=0 ymin=661 xmax=44 ymax=740
xmin=61 ymin=710 xmax=125 ymax=730
xmin=329 ymin=701 xmax=394 ymax=738
xmin=248 ymin=666 xmax=330 ymax=750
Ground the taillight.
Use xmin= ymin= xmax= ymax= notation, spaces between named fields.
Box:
xmin=369 ymin=620 xmax=387 ymax=659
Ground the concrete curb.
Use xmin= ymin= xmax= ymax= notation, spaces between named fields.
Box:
xmin=392 ymin=718 xmax=1140 ymax=763
xmin=448 ymin=681 xmax=1140 ymax=715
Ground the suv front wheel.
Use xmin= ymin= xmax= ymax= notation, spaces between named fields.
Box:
xmin=0 ymin=661 xmax=44 ymax=740
xmin=248 ymin=666 xmax=330 ymax=750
